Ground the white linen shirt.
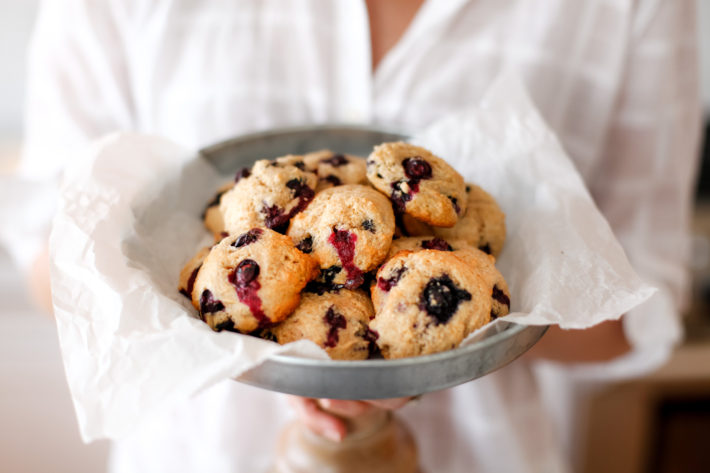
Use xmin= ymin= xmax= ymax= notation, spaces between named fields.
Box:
xmin=21 ymin=0 xmax=701 ymax=472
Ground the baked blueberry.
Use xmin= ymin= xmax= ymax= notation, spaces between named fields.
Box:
xmin=419 ymin=275 xmax=472 ymax=325
xmin=376 ymin=266 xmax=407 ymax=292
xmin=178 ymin=246 xmax=211 ymax=309
xmin=232 ymin=228 xmax=263 ymax=248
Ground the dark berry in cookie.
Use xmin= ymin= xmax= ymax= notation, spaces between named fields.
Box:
xmin=284 ymin=178 xmax=316 ymax=220
xmin=232 ymin=228 xmax=263 ymax=248
xmin=320 ymin=265 xmax=341 ymax=284
xmin=402 ymin=157 xmax=432 ymax=180
xmin=261 ymin=204 xmax=289 ymax=233
xmin=296 ymin=235 xmax=313 ymax=254
xmin=355 ymin=323 xmax=381 ymax=358
xmin=258 ymin=180 xmax=315 ymax=233
xmin=323 ymin=306 xmax=347 ymax=348
xmin=390 ymin=180 xmax=417 ymax=213
xmin=421 ymin=237 xmax=453 ymax=251
xmin=419 ymin=274 xmax=472 ymax=325
xmin=180 ymin=265 xmax=201 ymax=299
xmin=448 ymin=196 xmax=461 ymax=214
xmin=377 ymin=266 xmax=407 ymax=292
xmin=323 ymin=174 xmax=342 ymax=186
xmin=215 ymin=319 xmax=237 ymax=332
xmin=362 ymin=219 xmax=376 ymax=233
xmin=305 ymin=280 xmax=340 ymax=295
xmin=492 ymin=285 xmax=510 ymax=309
xmin=228 ymin=259 xmax=271 ymax=328
xmin=234 ymin=167 xmax=251 ymax=183
xmin=200 ymin=289 xmax=225 ymax=314
xmin=320 ymin=154 xmax=349 ymax=167
xmin=328 ymin=228 xmax=364 ymax=289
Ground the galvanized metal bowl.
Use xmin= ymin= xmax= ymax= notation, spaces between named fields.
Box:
xmin=200 ymin=125 xmax=547 ymax=400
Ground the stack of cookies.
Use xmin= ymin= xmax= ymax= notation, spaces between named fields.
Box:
xmin=179 ymin=142 xmax=510 ymax=360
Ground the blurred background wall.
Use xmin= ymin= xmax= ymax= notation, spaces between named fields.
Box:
xmin=0 ymin=1 xmax=37 ymax=170
xmin=0 ymin=2 xmax=112 ymax=472
xmin=0 ymin=2 xmax=709 ymax=473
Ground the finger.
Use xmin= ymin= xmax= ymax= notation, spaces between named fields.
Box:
xmin=318 ymin=399 xmax=373 ymax=418
xmin=287 ymin=397 xmax=347 ymax=442
xmin=365 ymin=397 xmax=414 ymax=410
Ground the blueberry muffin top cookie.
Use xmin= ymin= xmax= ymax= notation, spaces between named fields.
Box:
xmin=220 ymin=159 xmax=318 ymax=235
xmin=432 ymin=183 xmax=506 ymax=257
xmin=287 ymin=184 xmax=395 ymax=290
xmin=192 ymin=227 xmax=319 ymax=333
xmin=268 ymin=289 xmax=378 ymax=360
xmin=301 ymin=150 xmax=368 ymax=191
xmin=370 ymin=250 xmax=491 ymax=359
xmin=366 ymin=142 xmax=467 ymax=227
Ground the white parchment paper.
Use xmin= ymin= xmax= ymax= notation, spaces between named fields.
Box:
xmin=50 ymin=74 xmax=654 ymax=442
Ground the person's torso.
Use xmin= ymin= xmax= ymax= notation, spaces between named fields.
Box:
xmin=122 ymin=0 xmax=634 ymax=182
xmin=111 ymin=1 xmax=637 ymax=471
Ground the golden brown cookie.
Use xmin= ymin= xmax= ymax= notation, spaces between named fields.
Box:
xmin=432 ymin=183 xmax=506 ymax=257
xmin=366 ymin=142 xmax=467 ymax=227
xmin=268 ymin=289 xmax=377 ymax=360
xmin=287 ymin=184 xmax=395 ymax=289
xmin=192 ymin=228 xmax=319 ymax=333
xmin=370 ymin=250 xmax=491 ymax=359
xmin=220 ymin=159 xmax=318 ymax=235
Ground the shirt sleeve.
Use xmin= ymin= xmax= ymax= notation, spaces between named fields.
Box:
xmin=0 ymin=0 xmax=134 ymax=273
xmin=584 ymin=0 xmax=701 ymax=376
